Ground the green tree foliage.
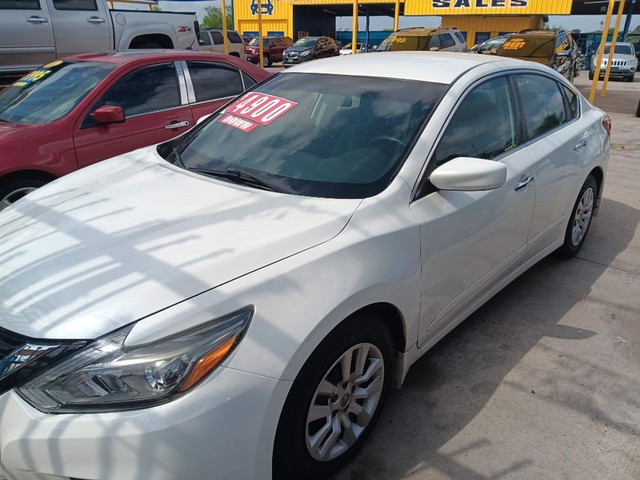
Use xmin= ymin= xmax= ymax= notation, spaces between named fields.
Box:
xmin=201 ymin=5 xmax=233 ymax=29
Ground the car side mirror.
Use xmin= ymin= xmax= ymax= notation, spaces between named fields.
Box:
xmin=429 ymin=46 xmax=440 ymax=51
xmin=92 ymin=105 xmax=125 ymax=125
xmin=430 ymin=157 xmax=507 ymax=191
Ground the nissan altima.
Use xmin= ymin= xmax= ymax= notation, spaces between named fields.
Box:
xmin=0 ymin=52 xmax=610 ymax=480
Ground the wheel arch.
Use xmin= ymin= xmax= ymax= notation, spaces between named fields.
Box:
xmin=0 ymin=170 xmax=57 ymax=190
xmin=128 ymin=34 xmax=174 ymax=49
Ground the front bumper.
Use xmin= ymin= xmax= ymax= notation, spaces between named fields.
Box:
xmin=0 ymin=366 xmax=289 ymax=480
xmin=592 ymin=66 xmax=636 ymax=77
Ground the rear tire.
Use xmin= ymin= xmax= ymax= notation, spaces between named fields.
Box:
xmin=273 ymin=316 xmax=393 ymax=480
xmin=557 ymin=174 xmax=597 ymax=258
xmin=0 ymin=177 xmax=50 ymax=211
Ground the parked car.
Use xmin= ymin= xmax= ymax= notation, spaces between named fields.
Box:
xmin=470 ymin=34 xmax=513 ymax=54
xmin=589 ymin=42 xmax=637 ymax=82
xmin=339 ymin=43 xmax=373 ymax=55
xmin=197 ymin=29 xmax=247 ymax=60
xmin=377 ymin=27 xmax=467 ymax=52
xmin=0 ymin=0 xmax=198 ymax=81
xmin=246 ymin=36 xmax=294 ymax=67
xmin=496 ymin=29 xmax=580 ymax=82
xmin=0 ymin=52 xmax=610 ymax=480
xmin=0 ymin=51 xmax=270 ymax=210
xmin=283 ymin=36 xmax=339 ymax=67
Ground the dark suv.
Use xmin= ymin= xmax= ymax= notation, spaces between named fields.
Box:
xmin=246 ymin=36 xmax=294 ymax=67
xmin=283 ymin=36 xmax=339 ymax=67
xmin=496 ymin=29 xmax=580 ymax=82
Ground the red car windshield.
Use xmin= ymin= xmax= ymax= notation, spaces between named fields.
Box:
xmin=0 ymin=61 xmax=116 ymax=125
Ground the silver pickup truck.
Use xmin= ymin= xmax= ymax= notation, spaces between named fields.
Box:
xmin=0 ymin=0 xmax=199 ymax=78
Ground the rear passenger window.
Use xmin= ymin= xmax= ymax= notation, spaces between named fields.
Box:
xmin=52 ymin=0 xmax=96 ymax=10
xmin=431 ymin=76 xmax=516 ymax=168
xmin=227 ymin=31 xmax=243 ymax=44
xmin=210 ymin=31 xmax=224 ymax=44
xmin=561 ymin=85 xmax=579 ymax=119
xmin=515 ymin=74 xmax=567 ymax=141
xmin=187 ymin=62 xmax=244 ymax=102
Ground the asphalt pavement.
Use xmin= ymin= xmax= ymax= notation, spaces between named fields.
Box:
xmin=329 ymin=73 xmax=640 ymax=480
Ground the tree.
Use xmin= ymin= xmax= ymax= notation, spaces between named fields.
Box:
xmin=201 ymin=5 xmax=233 ymax=29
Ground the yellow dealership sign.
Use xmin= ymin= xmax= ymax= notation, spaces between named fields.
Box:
xmin=404 ymin=0 xmax=572 ymax=15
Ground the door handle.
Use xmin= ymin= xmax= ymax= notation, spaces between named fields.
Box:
xmin=574 ymin=138 xmax=588 ymax=150
xmin=26 ymin=16 xmax=49 ymax=24
xmin=165 ymin=120 xmax=190 ymax=130
xmin=514 ymin=175 xmax=534 ymax=191
xmin=87 ymin=16 xmax=106 ymax=24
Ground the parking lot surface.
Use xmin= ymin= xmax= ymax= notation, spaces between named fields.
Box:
xmin=329 ymin=74 xmax=640 ymax=480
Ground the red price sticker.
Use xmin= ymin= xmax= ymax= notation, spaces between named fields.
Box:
xmin=226 ymin=93 xmax=297 ymax=126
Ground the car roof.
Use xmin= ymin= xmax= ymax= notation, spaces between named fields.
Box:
xmin=285 ymin=51 xmax=534 ymax=84
xmin=64 ymin=50 xmax=239 ymax=66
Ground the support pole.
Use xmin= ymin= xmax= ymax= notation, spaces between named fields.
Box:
xmin=352 ymin=0 xmax=358 ymax=55
xmin=622 ymin=0 xmax=636 ymax=40
xmin=589 ymin=0 xmax=616 ymax=104
xmin=602 ymin=0 xmax=626 ymax=96
xmin=258 ymin=1 xmax=264 ymax=68
xmin=394 ymin=0 xmax=400 ymax=31
xmin=365 ymin=7 xmax=370 ymax=52
xmin=221 ymin=0 xmax=229 ymax=55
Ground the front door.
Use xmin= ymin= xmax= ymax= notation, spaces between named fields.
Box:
xmin=74 ymin=62 xmax=193 ymax=168
xmin=48 ymin=0 xmax=111 ymax=58
xmin=0 ymin=0 xmax=55 ymax=74
xmin=410 ymin=76 xmax=536 ymax=346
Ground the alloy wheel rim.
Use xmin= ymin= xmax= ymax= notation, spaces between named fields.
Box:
xmin=305 ymin=342 xmax=384 ymax=462
xmin=0 ymin=186 xmax=38 ymax=211
xmin=571 ymin=187 xmax=594 ymax=246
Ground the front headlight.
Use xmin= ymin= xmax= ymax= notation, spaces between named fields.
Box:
xmin=18 ymin=306 xmax=253 ymax=413
xmin=300 ymin=50 xmax=311 ymax=57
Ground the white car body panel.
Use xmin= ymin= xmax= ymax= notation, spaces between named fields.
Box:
xmin=0 ymin=148 xmax=360 ymax=340
xmin=0 ymin=53 xmax=610 ymax=480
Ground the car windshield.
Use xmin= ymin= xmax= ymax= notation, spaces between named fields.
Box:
xmin=604 ymin=45 xmax=633 ymax=55
xmin=498 ymin=36 xmax=554 ymax=58
xmin=377 ymin=35 xmax=436 ymax=52
xmin=293 ymin=38 xmax=317 ymax=47
xmin=249 ymin=38 xmax=270 ymax=47
xmin=0 ymin=61 xmax=115 ymax=125
xmin=163 ymin=73 xmax=446 ymax=199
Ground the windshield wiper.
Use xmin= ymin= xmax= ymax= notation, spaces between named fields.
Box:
xmin=187 ymin=167 xmax=279 ymax=192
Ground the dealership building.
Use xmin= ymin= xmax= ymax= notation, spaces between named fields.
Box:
xmin=233 ymin=0 xmax=639 ymax=46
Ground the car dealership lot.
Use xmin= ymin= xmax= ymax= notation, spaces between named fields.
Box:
xmin=0 ymin=62 xmax=637 ymax=480
xmin=330 ymin=74 xmax=640 ymax=480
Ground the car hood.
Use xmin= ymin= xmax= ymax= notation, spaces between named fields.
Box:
xmin=287 ymin=46 xmax=314 ymax=53
xmin=0 ymin=122 xmax=41 ymax=144
xmin=0 ymin=148 xmax=361 ymax=340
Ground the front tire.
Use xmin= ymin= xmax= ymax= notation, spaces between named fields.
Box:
xmin=273 ymin=316 xmax=394 ymax=480
xmin=0 ymin=177 xmax=50 ymax=211
xmin=557 ymin=174 xmax=597 ymax=258
xmin=262 ymin=55 xmax=271 ymax=67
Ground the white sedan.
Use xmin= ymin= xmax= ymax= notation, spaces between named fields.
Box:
xmin=339 ymin=42 xmax=373 ymax=55
xmin=0 ymin=52 xmax=610 ymax=480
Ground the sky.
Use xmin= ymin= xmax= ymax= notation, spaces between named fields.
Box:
xmin=153 ymin=1 xmax=639 ymax=33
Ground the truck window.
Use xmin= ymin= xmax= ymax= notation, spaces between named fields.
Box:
xmin=227 ymin=31 xmax=243 ymax=44
xmin=198 ymin=32 xmax=212 ymax=46
xmin=0 ymin=0 xmax=40 ymax=8
xmin=210 ymin=31 xmax=224 ymax=45
xmin=52 ymin=0 xmax=97 ymax=10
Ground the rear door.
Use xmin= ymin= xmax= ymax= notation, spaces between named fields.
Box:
xmin=48 ymin=0 xmax=111 ymax=58
xmin=183 ymin=60 xmax=250 ymax=123
xmin=73 ymin=61 xmax=193 ymax=167
xmin=0 ymin=0 xmax=55 ymax=74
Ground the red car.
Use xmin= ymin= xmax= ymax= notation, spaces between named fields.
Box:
xmin=0 ymin=51 xmax=271 ymax=210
